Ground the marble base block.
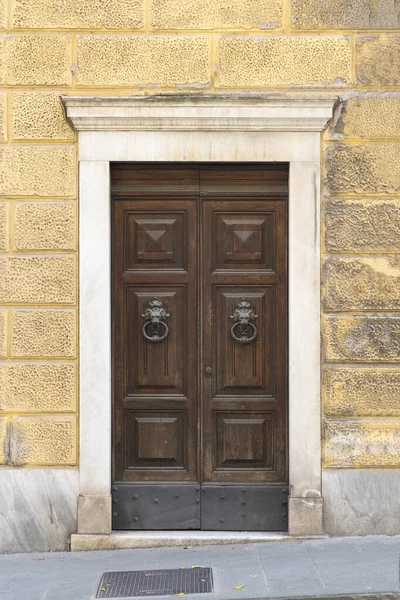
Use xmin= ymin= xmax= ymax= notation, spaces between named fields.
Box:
xmin=288 ymin=496 xmax=324 ymax=536
xmin=323 ymin=469 xmax=400 ymax=536
xmin=0 ymin=468 xmax=78 ymax=554
xmin=77 ymin=494 xmax=111 ymax=534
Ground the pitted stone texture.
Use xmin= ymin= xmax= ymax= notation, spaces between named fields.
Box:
xmin=0 ymin=146 xmax=76 ymax=197
xmin=357 ymin=35 xmax=400 ymax=86
xmin=11 ymin=93 xmax=74 ymax=141
xmin=0 ymin=202 xmax=8 ymax=251
xmin=0 ymin=417 xmax=7 ymax=463
xmin=151 ymin=0 xmax=282 ymax=30
xmin=218 ymin=35 xmax=352 ymax=87
xmin=0 ymin=255 xmax=76 ymax=304
xmin=0 ymin=93 xmax=6 ymax=141
xmin=0 ymin=0 xmax=5 ymax=30
xmin=330 ymin=94 xmax=400 ymax=140
xmin=14 ymin=203 xmax=76 ymax=251
xmin=325 ymin=143 xmax=400 ymax=195
xmin=325 ymin=199 xmax=400 ymax=253
xmin=324 ymin=368 xmax=400 ymax=417
xmin=292 ymin=0 xmax=400 ymax=30
xmin=12 ymin=309 xmax=76 ymax=358
xmin=323 ymin=419 xmax=400 ymax=468
xmin=12 ymin=0 xmax=144 ymax=30
xmin=10 ymin=415 xmax=76 ymax=466
xmin=5 ymin=35 xmax=72 ymax=86
xmin=0 ymin=363 xmax=76 ymax=413
xmin=0 ymin=38 xmax=5 ymax=84
xmin=0 ymin=310 xmax=7 ymax=358
xmin=77 ymin=35 xmax=210 ymax=87
xmin=323 ymin=256 xmax=400 ymax=311
xmin=324 ymin=315 xmax=400 ymax=362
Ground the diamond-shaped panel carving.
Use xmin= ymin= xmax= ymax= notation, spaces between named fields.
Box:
xmin=214 ymin=213 xmax=275 ymax=271
xmin=125 ymin=212 xmax=186 ymax=270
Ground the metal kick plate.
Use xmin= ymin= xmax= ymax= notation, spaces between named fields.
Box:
xmin=200 ymin=485 xmax=288 ymax=531
xmin=96 ymin=568 xmax=213 ymax=598
xmin=112 ymin=485 xmax=200 ymax=530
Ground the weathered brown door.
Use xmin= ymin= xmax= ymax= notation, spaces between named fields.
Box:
xmin=112 ymin=164 xmax=288 ymax=531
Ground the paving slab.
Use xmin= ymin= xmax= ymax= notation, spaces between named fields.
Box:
xmin=0 ymin=536 xmax=399 ymax=600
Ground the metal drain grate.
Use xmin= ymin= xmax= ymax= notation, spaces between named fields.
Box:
xmin=96 ymin=567 xmax=213 ymax=598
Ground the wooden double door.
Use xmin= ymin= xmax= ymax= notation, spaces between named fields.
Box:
xmin=112 ymin=164 xmax=288 ymax=531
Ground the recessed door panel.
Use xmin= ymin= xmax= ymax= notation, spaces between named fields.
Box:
xmin=124 ymin=211 xmax=187 ymax=271
xmin=215 ymin=412 xmax=274 ymax=470
xmin=215 ymin=289 xmax=274 ymax=395
xmin=214 ymin=213 xmax=275 ymax=271
xmin=125 ymin=411 xmax=187 ymax=470
xmin=125 ymin=287 xmax=187 ymax=396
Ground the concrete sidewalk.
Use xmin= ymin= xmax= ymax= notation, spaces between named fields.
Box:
xmin=1 ymin=536 xmax=400 ymax=600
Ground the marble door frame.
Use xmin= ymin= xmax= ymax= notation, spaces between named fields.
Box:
xmin=62 ymin=94 xmax=336 ymax=539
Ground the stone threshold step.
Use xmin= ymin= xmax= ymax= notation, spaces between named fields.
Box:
xmin=70 ymin=531 xmax=327 ymax=552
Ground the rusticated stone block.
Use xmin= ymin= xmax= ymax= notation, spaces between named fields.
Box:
xmin=0 ymin=417 xmax=7 ymax=463
xmin=0 ymin=38 xmax=5 ymax=84
xmin=324 ymin=368 xmax=400 ymax=417
xmin=330 ymin=94 xmax=400 ymax=140
xmin=292 ymin=0 xmax=400 ymax=30
xmin=0 ymin=146 xmax=76 ymax=197
xmin=325 ymin=144 xmax=400 ymax=195
xmin=14 ymin=203 xmax=76 ymax=251
xmin=0 ymin=202 xmax=8 ymax=251
xmin=357 ymin=35 xmax=400 ymax=86
xmin=0 ymin=1 xmax=5 ymax=30
xmin=324 ymin=315 xmax=400 ymax=363
xmin=0 ymin=256 xmax=76 ymax=304
xmin=5 ymin=35 xmax=72 ymax=86
xmin=0 ymin=93 xmax=6 ymax=142
xmin=323 ymin=257 xmax=400 ymax=311
xmin=325 ymin=199 xmax=400 ymax=253
xmin=218 ymin=35 xmax=352 ymax=87
xmin=10 ymin=415 xmax=76 ymax=466
xmin=12 ymin=0 xmax=144 ymax=30
xmin=11 ymin=93 xmax=74 ymax=141
xmin=151 ymin=0 xmax=282 ymax=30
xmin=0 ymin=363 xmax=76 ymax=413
xmin=76 ymin=35 xmax=210 ymax=87
xmin=12 ymin=310 xmax=76 ymax=358
xmin=0 ymin=310 xmax=7 ymax=358
xmin=324 ymin=419 xmax=400 ymax=468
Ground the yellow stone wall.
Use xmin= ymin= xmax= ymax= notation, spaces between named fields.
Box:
xmin=0 ymin=0 xmax=399 ymax=469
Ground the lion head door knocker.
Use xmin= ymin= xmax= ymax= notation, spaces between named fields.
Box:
xmin=142 ymin=297 xmax=170 ymax=343
xmin=230 ymin=298 xmax=258 ymax=344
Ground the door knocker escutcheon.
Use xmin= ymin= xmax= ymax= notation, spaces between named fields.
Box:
xmin=230 ymin=298 xmax=258 ymax=344
xmin=142 ymin=297 xmax=170 ymax=343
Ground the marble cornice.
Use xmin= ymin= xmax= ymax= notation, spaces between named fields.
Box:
xmin=61 ymin=93 xmax=338 ymax=133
